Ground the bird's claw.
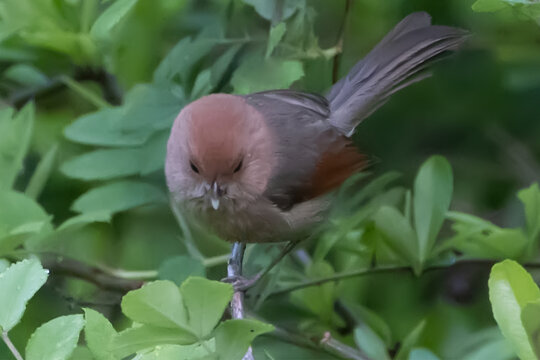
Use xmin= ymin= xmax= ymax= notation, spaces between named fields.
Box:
xmin=221 ymin=274 xmax=261 ymax=292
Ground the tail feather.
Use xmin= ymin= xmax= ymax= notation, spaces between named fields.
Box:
xmin=327 ymin=12 xmax=467 ymax=136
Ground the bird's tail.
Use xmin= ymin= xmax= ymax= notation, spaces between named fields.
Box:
xmin=327 ymin=12 xmax=467 ymax=136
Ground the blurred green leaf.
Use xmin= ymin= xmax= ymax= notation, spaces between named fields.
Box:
xmin=408 ymin=348 xmax=441 ymax=360
xmin=373 ymin=206 xmax=420 ymax=274
xmin=138 ymin=343 xmax=217 ymax=360
xmin=0 ymin=190 xmax=52 ymax=240
xmin=343 ymin=301 xmax=393 ymax=346
xmin=266 ymin=23 xmax=286 ymax=58
xmin=25 ymin=314 xmax=85 ymax=360
xmin=210 ymin=44 xmax=242 ymax=88
xmin=231 ymin=53 xmax=304 ymax=94
xmin=354 ymin=324 xmax=390 ymax=360
xmin=84 ymin=308 xmax=118 ymax=360
xmin=121 ymin=280 xmax=191 ymax=330
xmin=90 ymin=0 xmax=139 ymax=44
xmin=25 ymin=144 xmax=58 ymax=199
xmin=518 ymin=183 xmax=540 ymax=243
xmin=413 ymin=156 xmax=453 ymax=265
xmin=395 ymin=320 xmax=426 ymax=360
xmin=0 ymin=258 xmax=48 ymax=332
xmin=180 ymin=277 xmax=233 ymax=338
xmin=0 ymin=104 xmax=34 ymax=190
xmin=489 ymin=259 xmax=539 ymax=360
xmin=158 ymin=256 xmax=206 ymax=286
xmin=521 ymin=299 xmax=540 ymax=358
xmin=71 ymin=181 xmax=167 ymax=214
xmin=57 ymin=211 xmax=111 ymax=231
xmin=242 ymin=0 xmax=304 ymax=22
xmin=214 ymin=319 xmax=274 ymax=360
xmin=3 ymin=64 xmax=48 ymax=87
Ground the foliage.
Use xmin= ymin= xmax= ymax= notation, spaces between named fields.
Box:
xmin=0 ymin=0 xmax=539 ymax=359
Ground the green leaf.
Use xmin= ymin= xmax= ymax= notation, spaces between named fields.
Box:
xmin=413 ymin=156 xmax=453 ymax=265
xmin=3 ymin=64 xmax=48 ymax=87
xmin=0 ymin=104 xmax=34 ymax=190
xmin=158 ymin=256 xmax=206 ymax=286
xmin=521 ymin=299 xmax=540 ymax=358
xmin=57 ymin=211 xmax=112 ymax=231
xmin=84 ymin=308 xmax=118 ymax=360
xmin=266 ymin=23 xmax=286 ymax=58
xmin=354 ymin=324 xmax=390 ymax=360
xmin=71 ymin=181 xmax=167 ymax=214
xmin=408 ymin=348 xmax=441 ymax=360
xmin=342 ymin=301 xmax=392 ymax=346
xmin=231 ymin=53 xmax=304 ymax=94
xmin=180 ymin=277 xmax=234 ymax=338
xmin=0 ymin=258 xmax=48 ymax=331
xmin=488 ymin=260 xmax=540 ymax=360
xmin=191 ymin=69 xmax=212 ymax=100
xmin=472 ymin=0 xmax=508 ymax=12
xmin=121 ymin=280 xmax=191 ymax=330
xmin=25 ymin=314 xmax=85 ymax=360
xmin=395 ymin=320 xmax=426 ymax=360
xmin=90 ymin=0 xmax=139 ymax=43
xmin=153 ymin=37 xmax=215 ymax=85
xmin=214 ymin=319 xmax=274 ymax=360
xmin=242 ymin=0 xmax=304 ymax=22
xmin=25 ymin=144 xmax=58 ymax=199
xmin=373 ymin=206 xmax=420 ymax=274
xmin=0 ymin=190 xmax=52 ymax=239
xmin=210 ymin=45 xmax=242 ymax=88
xmin=112 ymin=324 xmax=198 ymax=359
xmin=290 ymin=260 xmax=337 ymax=324
xmin=61 ymin=131 xmax=168 ymax=180
xmin=518 ymin=183 xmax=540 ymax=242
xmin=138 ymin=343 xmax=217 ymax=360
xmin=68 ymin=346 xmax=95 ymax=360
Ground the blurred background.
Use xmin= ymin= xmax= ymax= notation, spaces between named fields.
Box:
xmin=0 ymin=0 xmax=539 ymax=358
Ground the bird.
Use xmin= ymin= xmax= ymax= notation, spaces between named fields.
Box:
xmin=165 ymin=12 xmax=467 ymax=244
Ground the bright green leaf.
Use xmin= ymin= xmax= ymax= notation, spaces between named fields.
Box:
xmin=71 ymin=181 xmax=167 ymax=214
xmin=138 ymin=343 xmax=216 ymax=360
xmin=180 ymin=277 xmax=234 ymax=338
xmin=521 ymin=299 xmax=540 ymax=358
xmin=214 ymin=319 xmax=274 ymax=360
xmin=158 ymin=256 xmax=206 ymax=286
xmin=413 ymin=156 xmax=453 ymax=265
xmin=25 ymin=314 xmax=85 ymax=360
xmin=112 ymin=324 xmax=198 ymax=359
xmin=121 ymin=280 xmax=191 ymax=330
xmin=84 ymin=308 xmax=118 ymax=360
xmin=489 ymin=260 xmax=540 ymax=360
xmin=0 ymin=258 xmax=48 ymax=332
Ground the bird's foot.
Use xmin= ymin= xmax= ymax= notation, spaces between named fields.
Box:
xmin=221 ymin=273 xmax=261 ymax=292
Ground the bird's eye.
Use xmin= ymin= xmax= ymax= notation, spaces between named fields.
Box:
xmin=190 ymin=161 xmax=199 ymax=174
xmin=233 ymin=159 xmax=243 ymax=173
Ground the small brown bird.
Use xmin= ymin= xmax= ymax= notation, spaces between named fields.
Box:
xmin=165 ymin=12 xmax=466 ymax=243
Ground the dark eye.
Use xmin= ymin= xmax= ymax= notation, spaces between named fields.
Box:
xmin=233 ymin=159 xmax=243 ymax=173
xmin=190 ymin=161 xmax=199 ymax=174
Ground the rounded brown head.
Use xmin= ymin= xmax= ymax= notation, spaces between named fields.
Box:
xmin=165 ymin=94 xmax=276 ymax=210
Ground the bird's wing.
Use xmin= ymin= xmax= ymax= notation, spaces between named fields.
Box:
xmin=244 ymin=90 xmax=365 ymax=210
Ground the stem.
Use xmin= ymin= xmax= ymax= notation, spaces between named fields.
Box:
xmin=2 ymin=332 xmax=23 ymax=360
xmin=59 ymin=75 xmax=110 ymax=109
xmin=320 ymin=332 xmax=370 ymax=360
xmin=227 ymin=242 xmax=254 ymax=360
xmin=203 ymin=254 xmax=230 ymax=268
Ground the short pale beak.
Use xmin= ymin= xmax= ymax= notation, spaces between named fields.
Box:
xmin=210 ymin=182 xmax=220 ymax=210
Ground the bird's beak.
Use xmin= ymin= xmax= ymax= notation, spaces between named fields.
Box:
xmin=210 ymin=182 xmax=220 ymax=210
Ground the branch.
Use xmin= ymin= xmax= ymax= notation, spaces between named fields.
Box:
xmin=2 ymin=331 xmax=23 ymax=360
xmin=227 ymin=242 xmax=254 ymax=360
xmin=40 ymin=254 xmax=144 ymax=293
xmin=268 ymin=259 xmax=540 ymax=298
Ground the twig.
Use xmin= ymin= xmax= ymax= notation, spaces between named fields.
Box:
xmin=227 ymin=242 xmax=254 ymax=360
xmin=2 ymin=331 xmax=24 ymax=360
xmin=40 ymin=254 xmax=144 ymax=293
xmin=321 ymin=331 xmax=371 ymax=360
xmin=268 ymin=259 xmax=540 ymax=298
xmin=332 ymin=0 xmax=352 ymax=84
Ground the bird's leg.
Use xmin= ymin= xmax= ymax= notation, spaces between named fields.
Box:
xmin=223 ymin=240 xmax=300 ymax=292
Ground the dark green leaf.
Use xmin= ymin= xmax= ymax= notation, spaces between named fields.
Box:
xmin=242 ymin=0 xmax=304 ymax=22
xmin=25 ymin=144 xmax=58 ymax=199
xmin=158 ymin=256 xmax=206 ymax=286
xmin=214 ymin=319 xmax=274 ymax=360
xmin=266 ymin=23 xmax=286 ymax=58
xmin=395 ymin=320 xmax=426 ymax=360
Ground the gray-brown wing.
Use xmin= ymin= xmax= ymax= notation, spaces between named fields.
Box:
xmin=244 ymin=90 xmax=339 ymax=210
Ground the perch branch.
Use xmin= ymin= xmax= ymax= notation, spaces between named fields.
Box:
xmin=227 ymin=242 xmax=254 ymax=360
xmin=2 ymin=331 xmax=23 ymax=360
